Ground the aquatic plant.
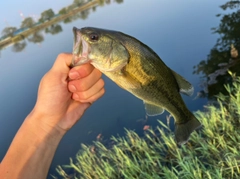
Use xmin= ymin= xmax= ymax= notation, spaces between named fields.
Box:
xmin=54 ymin=73 xmax=240 ymax=179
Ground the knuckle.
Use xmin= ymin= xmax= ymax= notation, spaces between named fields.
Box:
xmin=57 ymin=53 xmax=66 ymax=59
xmin=99 ymin=88 xmax=105 ymax=97
xmin=77 ymin=80 xmax=88 ymax=91
xmin=98 ymin=78 xmax=105 ymax=88
xmin=101 ymin=88 xmax=105 ymax=95
xmin=78 ymin=91 xmax=89 ymax=100
xmin=70 ymin=79 xmax=88 ymax=92
xmin=95 ymin=69 xmax=102 ymax=77
xmin=91 ymin=88 xmax=105 ymax=102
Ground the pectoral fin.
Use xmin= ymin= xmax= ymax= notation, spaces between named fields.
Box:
xmin=171 ymin=70 xmax=194 ymax=96
xmin=144 ymin=102 xmax=164 ymax=116
xmin=115 ymin=69 xmax=141 ymax=89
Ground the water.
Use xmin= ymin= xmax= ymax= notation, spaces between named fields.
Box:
xmin=0 ymin=0 xmax=230 ymax=178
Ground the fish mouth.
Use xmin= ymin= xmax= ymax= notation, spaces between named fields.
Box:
xmin=71 ymin=27 xmax=90 ymax=67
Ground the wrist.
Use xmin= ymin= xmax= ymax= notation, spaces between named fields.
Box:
xmin=0 ymin=110 xmax=65 ymax=178
xmin=25 ymin=109 xmax=66 ymax=146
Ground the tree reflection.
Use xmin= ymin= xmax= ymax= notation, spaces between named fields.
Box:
xmin=97 ymin=0 xmax=105 ymax=6
xmin=76 ymin=10 xmax=89 ymax=20
xmin=67 ymin=9 xmax=90 ymax=22
xmin=45 ymin=24 xmax=62 ymax=35
xmin=114 ymin=0 xmax=124 ymax=4
xmin=12 ymin=41 xmax=26 ymax=52
xmin=105 ymin=0 xmax=111 ymax=4
xmin=193 ymin=0 xmax=240 ymax=99
xmin=79 ymin=10 xmax=89 ymax=20
xmin=0 ymin=0 xmax=124 ymax=54
xmin=97 ymin=0 xmax=124 ymax=5
xmin=28 ymin=32 xmax=44 ymax=43
xmin=63 ymin=18 xmax=72 ymax=24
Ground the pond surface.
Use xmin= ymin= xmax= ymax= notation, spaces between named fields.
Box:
xmin=0 ymin=0 xmax=236 ymax=178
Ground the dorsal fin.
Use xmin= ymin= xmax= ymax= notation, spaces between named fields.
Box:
xmin=171 ymin=70 xmax=194 ymax=96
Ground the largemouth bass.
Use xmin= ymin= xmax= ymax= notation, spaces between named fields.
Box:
xmin=71 ymin=27 xmax=201 ymax=145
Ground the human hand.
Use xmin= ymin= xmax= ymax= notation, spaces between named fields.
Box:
xmin=0 ymin=53 xmax=104 ymax=178
xmin=32 ymin=53 xmax=105 ymax=133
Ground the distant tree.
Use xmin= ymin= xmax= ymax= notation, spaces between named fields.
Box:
xmin=73 ymin=0 xmax=85 ymax=6
xmin=1 ymin=27 xmax=17 ymax=37
xmin=39 ymin=9 xmax=55 ymax=22
xmin=20 ymin=17 xmax=35 ymax=29
xmin=59 ymin=7 xmax=67 ymax=15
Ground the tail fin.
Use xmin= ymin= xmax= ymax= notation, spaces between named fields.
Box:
xmin=175 ymin=115 xmax=201 ymax=146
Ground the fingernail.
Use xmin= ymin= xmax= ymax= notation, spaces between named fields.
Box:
xmin=69 ymin=85 xmax=76 ymax=92
xmin=69 ymin=71 xmax=80 ymax=79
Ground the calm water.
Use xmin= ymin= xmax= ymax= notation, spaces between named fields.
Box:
xmin=0 ymin=0 xmax=230 ymax=178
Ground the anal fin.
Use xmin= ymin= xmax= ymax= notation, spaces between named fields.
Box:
xmin=144 ymin=102 xmax=164 ymax=116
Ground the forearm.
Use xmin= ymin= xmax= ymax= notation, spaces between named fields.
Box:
xmin=0 ymin=111 xmax=65 ymax=179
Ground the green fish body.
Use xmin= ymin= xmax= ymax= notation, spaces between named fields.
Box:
xmin=71 ymin=27 xmax=201 ymax=145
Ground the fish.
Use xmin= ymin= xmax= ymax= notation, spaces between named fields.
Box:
xmin=71 ymin=27 xmax=201 ymax=145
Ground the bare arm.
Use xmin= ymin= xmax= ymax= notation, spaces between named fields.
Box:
xmin=0 ymin=53 xmax=105 ymax=179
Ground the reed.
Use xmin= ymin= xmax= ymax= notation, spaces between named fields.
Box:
xmin=55 ymin=72 xmax=240 ymax=179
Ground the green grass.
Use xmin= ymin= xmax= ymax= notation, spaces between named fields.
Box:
xmin=54 ymin=72 xmax=240 ymax=179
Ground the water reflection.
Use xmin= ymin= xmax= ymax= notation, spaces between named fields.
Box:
xmin=12 ymin=41 xmax=27 ymax=52
xmin=28 ymin=32 xmax=44 ymax=43
xmin=193 ymin=0 xmax=240 ymax=99
xmin=0 ymin=0 xmax=123 ymax=53
xmin=0 ymin=0 xmax=235 ymax=178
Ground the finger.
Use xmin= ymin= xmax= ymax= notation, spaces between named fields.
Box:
xmin=72 ymin=78 xmax=105 ymax=101
xmin=68 ymin=68 xmax=102 ymax=92
xmin=68 ymin=63 xmax=95 ymax=80
xmin=78 ymin=88 xmax=105 ymax=103
xmin=51 ymin=53 xmax=72 ymax=73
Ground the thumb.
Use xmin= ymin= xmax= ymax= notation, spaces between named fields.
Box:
xmin=51 ymin=53 xmax=73 ymax=74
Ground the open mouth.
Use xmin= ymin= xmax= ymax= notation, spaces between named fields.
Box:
xmin=71 ymin=27 xmax=90 ymax=67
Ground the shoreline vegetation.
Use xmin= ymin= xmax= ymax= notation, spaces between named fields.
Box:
xmin=54 ymin=72 xmax=240 ymax=179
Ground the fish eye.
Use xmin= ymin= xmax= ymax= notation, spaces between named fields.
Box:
xmin=89 ymin=33 xmax=99 ymax=41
